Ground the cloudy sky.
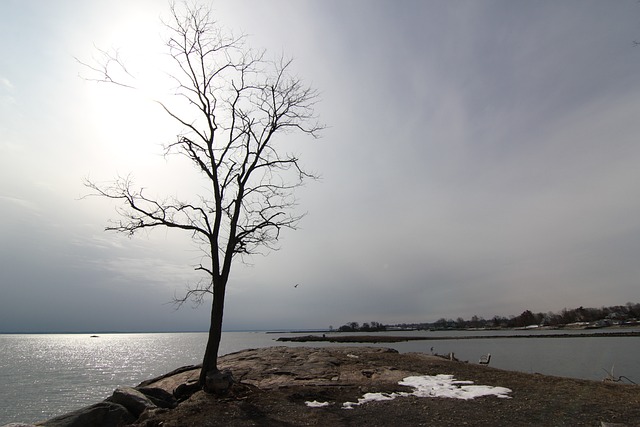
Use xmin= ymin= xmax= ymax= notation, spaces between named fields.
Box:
xmin=1 ymin=0 xmax=640 ymax=332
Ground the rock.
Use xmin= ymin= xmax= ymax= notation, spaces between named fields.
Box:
xmin=107 ymin=386 xmax=157 ymax=417
xmin=134 ymin=407 xmax=170 ymax=424
xmin=32 ymin=387 xmax=174 ymax=427
xmin=174 ymin=380 xmax=201 ymax=401
xmin=136 ymin=387 xmax=177 ymax=409
xmin=204 ymin=369 xmax=234 ymax=395
xmin=137 ymin=365 xmax=201 ymax=388
xmin=138 ymin=366 xmax=200 ymax=396
xmin=37 ymin=401 xmax=135 ymax=427
xmin=2 ymin=423 xmax=38 ymax=427
xmin=216 ymin=346 xmax=410 ymax=389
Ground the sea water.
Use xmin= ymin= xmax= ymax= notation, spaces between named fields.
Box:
xmin=1 ymin=330 xmax=638 ymax=424
xmin=0 ymin=332 xmax=279 ymax=424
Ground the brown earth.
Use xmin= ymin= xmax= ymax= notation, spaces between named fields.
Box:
xmin=132 ymin=346 xmax=640 ymax=427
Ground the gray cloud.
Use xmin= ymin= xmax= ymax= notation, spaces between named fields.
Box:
xmin=1 ymin=0 xmax=640 ymax=332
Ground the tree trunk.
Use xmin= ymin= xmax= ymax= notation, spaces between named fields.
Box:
xmin=199 ymin=281 xmax=226 ymax=388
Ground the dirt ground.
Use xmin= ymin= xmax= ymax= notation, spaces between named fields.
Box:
xmin=132 ymin=347 xmax=640 ymax=427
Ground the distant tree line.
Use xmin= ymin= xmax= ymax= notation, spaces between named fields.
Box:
xmin=332 ymin=321 xmax=387 ymax=332
xmin=386 ymin=302 xmax=640 ymax=331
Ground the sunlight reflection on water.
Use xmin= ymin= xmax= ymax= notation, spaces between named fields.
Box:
xmin=0 ymin=333 xmax=207 ymax=424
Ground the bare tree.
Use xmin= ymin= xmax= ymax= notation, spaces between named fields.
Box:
xmin=83 ymin=2 xmax=322 ymax=392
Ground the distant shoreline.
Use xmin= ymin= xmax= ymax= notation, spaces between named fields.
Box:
xmin=276 ymin=330 xmax=640 ymax=343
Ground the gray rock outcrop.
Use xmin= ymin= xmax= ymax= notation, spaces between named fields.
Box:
xmin=26 ymin=384 xmax=178 ymax=427
xmin=36 ymin=401 xmax=135 ymax=427
xmin=107 ymin=387 xmax=157 ymax=418
xmin=215 ymin=346 xmax=412 ymax=389
xmin=135 ymin=387 xmax=177 ymax=409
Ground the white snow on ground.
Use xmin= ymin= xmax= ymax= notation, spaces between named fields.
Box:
xmin=305 ymin=374 xmax=512 ymax=409
xmin=399 ymin=374 xmax=512 ymax=400
xmin=342 ymin=392 xmax=397 ymax=409
xmin=305 ymin=400 xmax=331 ymax=408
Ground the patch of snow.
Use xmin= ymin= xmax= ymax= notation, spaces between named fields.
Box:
xmin=337 ymin=374 xmax=512 ymax=409
xmin=342 ymin=392 xmax=396 ymax=409
xmin=305 ymin=400 xmax=331 ymax=408
xmin=347 ymin=354 xmax=359 ymax=358
xmin=399 ymin=375 xmax=512 ymax=400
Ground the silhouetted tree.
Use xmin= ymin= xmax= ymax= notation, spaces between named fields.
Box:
xmin=513 ymin=310 xmax=537 ymax=327
xmin=83 ymin=2 xmax=322 ymax=392
xmin=626 ymin=302 xmax=640 ymax=318
xmin=490 ymin=315 xmax=508 ymax=328
xmin=560 ymin=308 xmax=578 ymax=324
xmin=433 ymin=318 xmax=448 ymax=329
xmin=369 ymin=321 xmax=386 ymax=331
xmin=469 ymin=315 xmax=485 ymax=328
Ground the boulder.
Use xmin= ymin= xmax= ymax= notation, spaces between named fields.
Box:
xmin=107 ymin=386 xmax=157 ymax=417
xmin=138 ymin=366 xmax=200 ymax=396
xmin=174 ymin=380 xmax=201 ymax=401
xmin=137 ymin=365 xmax=200 ymax=389
xmin=136 ymin=387 xmax=177 ymax=409
xmin=36 ymin=401 xmax=134 ymax=427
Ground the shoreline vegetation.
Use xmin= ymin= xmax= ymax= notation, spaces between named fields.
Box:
xmin=276 ymin=330 xmax=640 ymax=343
xmin=313 ymin=302 xmax=640 ymax=334
xmin=22 ymin=346 xmax=640 ymax=427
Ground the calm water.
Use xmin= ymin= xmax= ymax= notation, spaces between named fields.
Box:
xmin=0 ymin=330 xmax=638 ymax=424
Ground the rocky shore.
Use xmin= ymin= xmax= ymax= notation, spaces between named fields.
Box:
xmin=5 ymin=346 xmax=640 ymax=426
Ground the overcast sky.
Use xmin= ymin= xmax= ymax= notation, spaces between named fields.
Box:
xmin=1 ymin=0 xmax=640 ymax=332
